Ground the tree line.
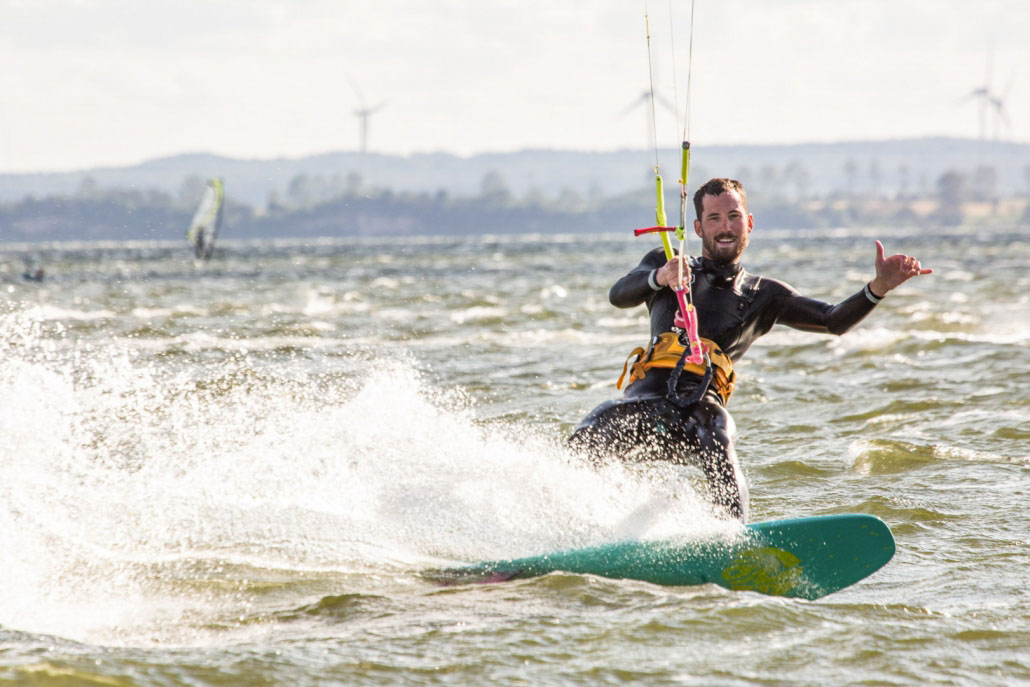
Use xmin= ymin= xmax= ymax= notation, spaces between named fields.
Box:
xmin=2 ymin=163 xmax=1028 ymax=244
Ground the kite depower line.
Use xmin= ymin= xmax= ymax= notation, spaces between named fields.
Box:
xmin=634 ymin=0 xmax=704 ymax=367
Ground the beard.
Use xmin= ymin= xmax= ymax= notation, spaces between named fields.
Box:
xmin=702 ymin=231 xmax=750 ymax=267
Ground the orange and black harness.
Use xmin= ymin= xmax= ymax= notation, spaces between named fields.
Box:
xmin=616 ymin=332 xmax=736 ymax=407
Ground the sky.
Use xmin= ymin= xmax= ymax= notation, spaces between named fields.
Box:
xmin=1 ymin=0 xmax=1027 ymax=173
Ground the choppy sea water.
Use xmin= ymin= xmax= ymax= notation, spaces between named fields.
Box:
xmin=1 ymin=227 xmax=1027 ymax=686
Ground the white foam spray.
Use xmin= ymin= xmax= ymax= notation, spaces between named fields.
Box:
xmin=0 ymin=307 xmax=729 ymax=644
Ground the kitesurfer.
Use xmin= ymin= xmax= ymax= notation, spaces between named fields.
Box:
xmin=568 ymin=177 xmax=932 ymax=521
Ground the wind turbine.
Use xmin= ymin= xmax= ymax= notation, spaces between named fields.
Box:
xmin=987 ymin=78 xmax=1015 ymax=141
xmin=349 ymin=78 xmax=387 ymax=154
xmin=621 ymin=47 xmax=688 ymax=155
xmin=959 ymin=48 xmax=1015 ymax=142
xmin=620 ymin=89 xmax=679 ymax=152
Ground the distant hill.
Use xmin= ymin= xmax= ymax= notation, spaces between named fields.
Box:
xmin=3 ymin=150 xmax=1028 ymax=244
xmin=2 ymin=138 xmax=1028 ymax=208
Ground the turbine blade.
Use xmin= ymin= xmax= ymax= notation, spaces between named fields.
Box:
xmin=348 ymin=76 xmax=367 ymax=108
xmin=617 ymin=95 xmax=648 ymax=118
xmin=655 ymin=93 xmax=679 ymax=117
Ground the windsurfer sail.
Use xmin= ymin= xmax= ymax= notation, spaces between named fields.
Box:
xmin=186 ymin=179 xmax=224 ymax=260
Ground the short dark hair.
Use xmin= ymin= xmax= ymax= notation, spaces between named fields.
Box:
xmin=693 ymin=178 xmax=747 ymax=221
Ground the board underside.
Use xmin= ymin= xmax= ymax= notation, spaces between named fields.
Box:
xmin=426 ymin=514 xmax=895 ymax=600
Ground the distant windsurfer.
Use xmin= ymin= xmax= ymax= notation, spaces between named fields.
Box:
xmin=186 ymin=179 xmax=224 ymax=261
xmin=569 ymin=178 xmax=932 ymax=521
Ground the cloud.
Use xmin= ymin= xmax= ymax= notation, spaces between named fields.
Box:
xmin=0 ymin=0 xmax=1027 ymax=172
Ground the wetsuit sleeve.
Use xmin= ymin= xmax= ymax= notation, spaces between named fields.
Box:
xmin=774 ymin=286 xmax=878 ymax=335
xmin=609 ymin=249 xmax=667 ymax=308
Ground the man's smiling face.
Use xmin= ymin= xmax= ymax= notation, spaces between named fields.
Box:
xmin=693 ymin=190 xmax=754 ymax=266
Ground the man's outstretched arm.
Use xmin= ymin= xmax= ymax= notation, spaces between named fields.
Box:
xmin=777 ymin=240 xmax=932 ymax=335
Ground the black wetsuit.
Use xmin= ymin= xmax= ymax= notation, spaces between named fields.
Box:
xmin=569 ymin=248 xmax=880 ymax=520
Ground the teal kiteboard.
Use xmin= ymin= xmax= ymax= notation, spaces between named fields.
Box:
xmin=426 ymin=514 xmax=894 ymax=600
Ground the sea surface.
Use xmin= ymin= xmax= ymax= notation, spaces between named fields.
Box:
xmin=1 ymin=226 xmax=1028 ymax=686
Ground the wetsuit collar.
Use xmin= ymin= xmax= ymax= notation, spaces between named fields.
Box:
xmin=695 ymin=257 xmax=743 ymax=281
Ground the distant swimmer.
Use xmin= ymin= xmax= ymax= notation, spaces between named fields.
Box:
xmin=568 ymin=178 xmax=932 ymax=521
